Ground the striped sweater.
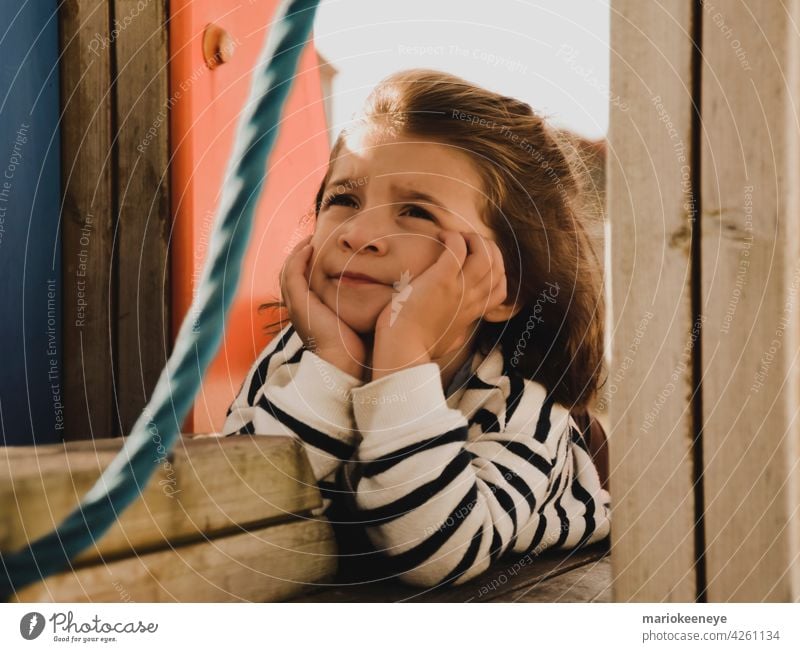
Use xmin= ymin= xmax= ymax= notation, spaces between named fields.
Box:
xmin=222 ymin=322 xmax=611 ymax=588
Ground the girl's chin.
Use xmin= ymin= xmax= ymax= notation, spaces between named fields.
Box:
xmin=335 ymin=309 xmax=380 ymax=335
xmin=318 ymin=295 xmax=381 ymax=335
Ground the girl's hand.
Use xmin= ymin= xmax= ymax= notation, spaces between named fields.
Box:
xmin=373 ymin=230 xmax=508 ymax=367
xmin=281 ymin=234 xmax=367 ymax=380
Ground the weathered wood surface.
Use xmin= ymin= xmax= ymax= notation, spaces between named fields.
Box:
xmin=60 ymin=0 xmax=115 ymax=439
xmin=699 ymin=0 xmax=800 ymax=601
xmin=12 ymin=518 xmax=337 ymax=602
xmin=501 ymin=555 xmax=611 ymax=603
xmin=607 ymin=0 xmax=699 ymax=601
xmin=59 ymin=0 xmax=172 ymax=440
xmin=0 ymin=435 xmax=321 ymax=564
xmin=113 ymin=0 xmax=172 ymax=437
xmin=289 ymin=541 xmax=610 ymax=603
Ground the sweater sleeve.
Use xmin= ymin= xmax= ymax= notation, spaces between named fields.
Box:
xmin=222 ymin=323 xmax=364 ymax=514
xmin=347 ymin=361 xmax=611 ymax=588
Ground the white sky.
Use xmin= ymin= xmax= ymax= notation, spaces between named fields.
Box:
xmin=313 ymin=0 xmax=610 ymax=142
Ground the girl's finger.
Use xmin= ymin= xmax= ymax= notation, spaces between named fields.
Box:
xmin=489 ymin=272 xmax=508 ymax=308
xmin=283 ymin=235 xmax=314 ymax=280
xmin=281 ymin=237 xmax=311 ymax=278
xmin=461 ymin=232 xmax=494 ymax=282
xmin=469 ymin=242 xmax=507 ymax=313
xmin=473 ymin=236 xmax=504 ymax=288
xmin=435 ymin=230 xmax=468 ymax=276
xmin=469 ymin=268 xmax=504 ymax=315
xmin=301 ymin=243 xmax=314 ymax=283
xmin=468 ymin=272 xmax=507 ymax=322
xmin=288 ymin=241 xmax=313 ymax=273
xmin=291 ymin=233 xmax=313 ymax=254
xmin=281 ymin=243 xmax=313 ymax=307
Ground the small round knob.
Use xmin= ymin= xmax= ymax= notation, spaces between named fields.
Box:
xmin=203 ymin=23 xmax=235 ymax=70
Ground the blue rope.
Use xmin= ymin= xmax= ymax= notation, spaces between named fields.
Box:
xmin=0 ymin=0 xmax=321 ymax=599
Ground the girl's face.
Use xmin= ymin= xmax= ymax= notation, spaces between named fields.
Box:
xmin=308 ymin=128 xmax=497 ymax=335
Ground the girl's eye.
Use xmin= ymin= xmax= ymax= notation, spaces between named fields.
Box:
xmin=321 ymin=195 xmax=436 ymax=222
xmin=402 ymin=204 xmax=436 ymax=221
xmin=322 ymin=193 xmax=357 ymax=210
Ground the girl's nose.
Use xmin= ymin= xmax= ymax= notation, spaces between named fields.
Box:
xmin=336 ymin=209 xmax=390 ymax=255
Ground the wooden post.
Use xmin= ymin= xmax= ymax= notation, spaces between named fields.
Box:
xmin=610 ymin=0 xmax=800 ymax=602
xmin=699 ymin=0 xmax=800 ymax=601
xmin=112 ymin=0 xmax=171 ymax=436
xmin=60 ymin=0 xmax=115 ymax=439
xmin=607 ymin=0 xmax=699 ymax=601
xmin=60 ymin=1 xmax=171 ymax=439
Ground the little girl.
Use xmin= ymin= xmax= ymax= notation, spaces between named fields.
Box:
xmin=222 ymin=68 xmax=610 ymax=589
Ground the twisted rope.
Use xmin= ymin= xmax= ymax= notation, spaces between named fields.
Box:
xmin=0 ymin=0 xmax=321 ymax=599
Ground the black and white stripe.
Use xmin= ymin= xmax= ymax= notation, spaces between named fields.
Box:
xmin=223 ymin=321 xmax=611 ymax=586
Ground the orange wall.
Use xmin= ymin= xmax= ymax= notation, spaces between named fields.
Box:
xmin=170 ymin=0 xmax=330 ymax=433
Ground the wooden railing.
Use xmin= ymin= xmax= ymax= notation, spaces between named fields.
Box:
xmin=2 ymin=435 xmax=336 ymax=602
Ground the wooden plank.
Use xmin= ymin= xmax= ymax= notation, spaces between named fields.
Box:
xmin=12 ymin=518 xmax=337 ymax=602
xmin=699 ymin=0 xmax=800 ymax=601
xmin=0 ymin=1 xmax=63 ymax=445
xmin=290 ymin=542 xmax=609 ymax=603
xmin=499 ymin=556 xmax=612 ymax=603
xmin=113 ymin=0 xmax=172 ymax=437
xmin=0 ymin=435 xmax=321 ymax=564
xmin=60 ymin=0 xmax=115 ymax=440
xmin=607 ymin=0 xmax=698 ymax=601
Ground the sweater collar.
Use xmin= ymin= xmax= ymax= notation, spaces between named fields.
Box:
xmin=444 ymin=341 xmax=506 ymax=398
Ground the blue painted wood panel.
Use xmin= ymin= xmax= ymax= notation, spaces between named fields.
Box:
xmin=0 ymin=2 xmax=62 ymax=445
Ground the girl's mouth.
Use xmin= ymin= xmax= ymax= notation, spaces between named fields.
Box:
xmin=335 ymin=275 xmax=385 ymax=287
xmin=331 ymin=271 xmax=387 ymax=286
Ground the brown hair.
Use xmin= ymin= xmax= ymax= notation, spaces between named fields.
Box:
xmin=260 ymin=68 xmax=605 ymax=411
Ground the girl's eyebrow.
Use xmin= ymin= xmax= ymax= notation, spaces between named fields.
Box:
xmin=325 ymin=177 xmax=360 ymax=191
xmin=389 ymin=184 xmax=449 ymax=211
xmin=324 ymin=178 xmax=451 ymax=212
